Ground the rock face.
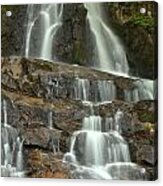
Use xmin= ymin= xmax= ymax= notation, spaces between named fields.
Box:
xmin=1 ymin=57 xmax=157 ymax=180
xmin=1 ymin=5 xmax=27 ymax=56
xmin=54 ymin=4 xmax=89 ymax=66
xmin=1 ymin=56 xmax=143 ymax=102
xmin=107 ymin=1 xmax=158 ymax=79
xmin=25 ymin=149 xmax=72 ymax=178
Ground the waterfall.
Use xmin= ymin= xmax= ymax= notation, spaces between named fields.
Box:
xmin=84 ymin=2 xmax=154 ymax=103
xmin=73 ymin=77 xmax=153 ymax=104
xmin=48 ymin=110 xmax=53 ymax=129
xmin=63 ymin=85 xmax=145 ymax=180
xmin=124 ymin=79 xmax=154 ymax=102
xmin=1 ymin=100 xmax=24 ymax=177
xmin=16 ymin=137 xmax=24 ymax=172
xmin=74 ymin=77 xmax=116 ymax=103
xmin=25 ymin=4 xmax=63 ymax=60
xmin=63 ymin=109 xmax=145 ymax=179
xmin=74 ymin=78 xmax=90 ymax=101
xmin=47 ymin=109 xmax=61 ymax=153
xmin=98 ymin=80 xmax=116 ymax=102
xmin=84 ymin=3 xmax=129 ymax=75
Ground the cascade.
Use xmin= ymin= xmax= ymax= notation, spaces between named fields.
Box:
xmin=25 ymin=4 xmax=63 ymax=60
xmin=47 ymin=109 xmax=61 ymax=153
xmin=1 ymin=100 xmax=24 ymax=177
xmin=124 ymin=79 xmax=154 ymax=102
xmin=64 ymin=108 xmax=145 ymax=179
xmin=48 ymin=110 xmax=53 ymax=129
xmin=84 ymin=3 xmax=154 ymax=101
xmin=84 ymin=3 xmax=129 ymax=75
xmin=24 ymin=2 xmax=154 ymax=103
xmin=63 ymin=83 xmax=145 ymax=179
xmin=51 ymin=138 xmax=60 ymax=154
xmin=74 ymin=78 xmax=90 ymax=101
xmin=74 ymin=77 xmax=116 ymax=103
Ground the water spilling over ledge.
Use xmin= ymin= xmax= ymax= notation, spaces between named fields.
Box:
xmin=25 ymin=4 xmax=63 ymax=60
xmin=63 ymin=95 xmax=146 ymax=180
xmin=84 ymin=3 xmax=129 ymax=75
xmin=1 ymin=100 xmax=24 ymax=177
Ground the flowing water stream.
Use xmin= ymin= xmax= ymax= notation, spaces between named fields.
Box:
xmin=1 ymin=100 xmax=24 ymax=177
xmin=84 ymin=3 xmax=154 ymax=101
xmin=25 ymin=4 xmax=63 ymax=60
xmin=84 ymin=3 xmax=129 ymax=75
xmin=63 ymin=81 xmax=146 ymax=179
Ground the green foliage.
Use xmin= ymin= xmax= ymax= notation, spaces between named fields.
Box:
xmin=130 ymin=14 xmax=154 ymax=28
xmin=138 ymin=111 xmax=154 ymax=123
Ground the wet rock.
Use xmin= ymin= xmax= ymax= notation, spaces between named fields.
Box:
xmin=23 ymin=127 xmax=61 ymax=150
xmin=138 ymin=145 xmax=155 ymax=165
xmin=107 ymin=1 xmax=157 ymax=79
xmin=1 ymin=5 xmax=27 ymax=56
xmin=1 ymin=57 xmax=137 ymax=102
xmin=1 ymin=89 xmax=84 ymax=152
xmin=25 ymin=149 xmax=72 ymax=178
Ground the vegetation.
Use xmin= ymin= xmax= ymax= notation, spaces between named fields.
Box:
xmin=138 ymin=111 xmax=154 ymax=123
xmin=130 ymin=14 xmax=155 ymax=28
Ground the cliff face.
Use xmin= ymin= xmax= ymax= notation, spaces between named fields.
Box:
xmin=54 ymin=4 xmax=89 ymax=66
xmin=1 ymin=57 xmax=157 ymax=179
xmin=1 ymin=5 xmax=27 ymax=56
xmin=1 ymin=2 xmax=157 ymax=79
xmin=107 ymin=1 xmax=158 ymax=79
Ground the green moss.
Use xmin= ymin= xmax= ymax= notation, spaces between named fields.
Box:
xmin=33 ymin=59 xmax=54 ymax=71
xmin=73 ymin=41 xmax=85 ymax=65
xmin=138 ymin=111 xmax=154 ymax=123
xmin=130 ymin=14 xmax=154 ymax=28
xmin=39 ymin=62 xmax=54 ymax=71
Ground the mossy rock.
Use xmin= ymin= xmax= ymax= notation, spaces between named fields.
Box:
xmin=138 ymin=111 xmax=154 ymax=123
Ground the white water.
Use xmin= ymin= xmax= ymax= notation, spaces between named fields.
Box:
xmin=25 ymin=3 xmax=154 ymax=103
xmin=124 ymin=79 xmax=154 ymax=102
xmin=74 ymin=78 xmax=90 ymax=101
xmin=25 ymin=4 xmax=63 ymax=60
xmin=1 ymin=100 xmax=24 ymax=177
xmin=64 ymin=81 xmax=145 ymax=180
xmin=64 ymin=109 xmax=145 ymax=179
xmin=74 ymin=77 xmax=154 ymax=103
xmin=48 ymin=111 xmax=53 ymax=129
xmin=84 ymin=3 xmax=154 ymax=102
xmin=47 ymin=109 xmax=61 ymax=153
xmin=16 ymin=137 xmax=24 ymax=172
xmin=74 ymin=77 xmax=116 ymax=102
xmin=84 ymin=3 xmax=129 ymax=75
xmin=63 ymin=53 xmax=147 ymax=179
xmin=98 ymin=80 xmax=116 ymax=102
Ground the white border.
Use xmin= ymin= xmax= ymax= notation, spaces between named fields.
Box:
xmin=0 ymin=0 xmax=162 ymax=186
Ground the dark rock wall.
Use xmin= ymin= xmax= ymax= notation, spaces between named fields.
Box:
xmin=54 ymin=4 xmax=89 ymax=66
xmin=1 ymin=5 xmax=27 ymax=56
xmin=107 ymin=1 xmax=158 ymax=79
